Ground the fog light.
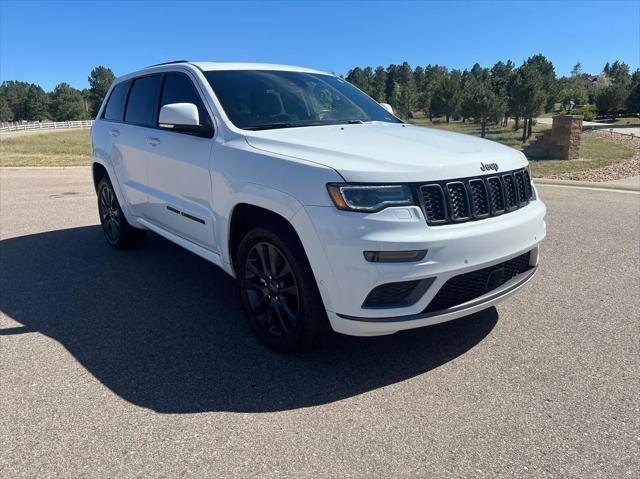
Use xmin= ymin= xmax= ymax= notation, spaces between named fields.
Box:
xmin=363 ymin=250 xmax=428 ymax=263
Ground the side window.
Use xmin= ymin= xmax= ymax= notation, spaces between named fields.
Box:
xmin=159 ymin=72 xmax=210 ymax=128
xmin=103 ymin=81 xmax=130 ymax=121
xmin=125 ymin=75 xmax=162 ymax=126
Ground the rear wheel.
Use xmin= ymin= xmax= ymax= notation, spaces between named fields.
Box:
xmin=97 ymin=178 xmax=146 ymax=249
xmin=237 ymin=226 xmax=330 ymax=351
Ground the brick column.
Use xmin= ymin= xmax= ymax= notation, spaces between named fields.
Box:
xmin=551 ymin=115 xmax=583 ymax=160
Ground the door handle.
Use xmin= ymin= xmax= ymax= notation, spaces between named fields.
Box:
xmin=109 ymin=129 xmax=120 ymax=137
xmin=147 ymin=137 xmax=160 ymax=147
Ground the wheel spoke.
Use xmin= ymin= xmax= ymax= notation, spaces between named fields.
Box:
xmin=279 ymin=299 xmax=298 ymax=326
xmin=111 ymin=217 xmax=120 ymax=237
xmin=272 ymin=302 xmax=290 ymax=334
xmin=245 ymin=276 xmax=265 ymax=292
xmin=275 ymin=261 xmax=292 ymax=280
xmin=254 ymin=295 xmax=270 ymax=316
xmin=278 ymin=285 xmax=297 ymax=297
xmin=256 ymin=244 xmax=270 ymax=276
xmin=267 ymin=244 xmax=279 ymax=277
xmin=246 ymin=260 xmax=263 ymax=279
xmin=100 ymin=190 xmax=109 ymax=209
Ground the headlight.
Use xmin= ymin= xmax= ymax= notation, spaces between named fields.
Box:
xmin=327 ymin=184 xmax=414 ymax=212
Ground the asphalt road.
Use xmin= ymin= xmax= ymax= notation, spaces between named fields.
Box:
xmin=1 ymin=168 xmax=639 ymax=478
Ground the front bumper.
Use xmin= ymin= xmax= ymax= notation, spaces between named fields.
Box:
xmin=295 ymin=196 xmax=546 ymax=336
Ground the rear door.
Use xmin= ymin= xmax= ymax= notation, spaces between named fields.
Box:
xmin=110 ymin=75 xmax=163 ymax=217
xmin=144 ymin=71 xmax=216 ymax=250
xmin=96 ymin=79 xmax=150 ymax=215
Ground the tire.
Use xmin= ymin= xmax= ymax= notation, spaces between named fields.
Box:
xmin=97 ymin=177 xmax=146 ymax=249
xmin=236 ymin=225 xmax=330 ymax=352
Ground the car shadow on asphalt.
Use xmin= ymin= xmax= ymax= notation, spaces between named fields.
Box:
xmin=0 ymin=226 xmax=498 ymax=413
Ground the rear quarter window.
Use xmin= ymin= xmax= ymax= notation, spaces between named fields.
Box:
xmin=103 ymin=81 xmax=130 ymax=121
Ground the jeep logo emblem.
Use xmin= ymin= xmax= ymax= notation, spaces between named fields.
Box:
xmin=480 ymin=162 xmax=499 ymax=172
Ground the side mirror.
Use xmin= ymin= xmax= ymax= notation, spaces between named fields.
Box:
xmin=159 ymin=103 xmax=201 ymax=132
xmin=379 ymin=103 xmax=394 ymax=115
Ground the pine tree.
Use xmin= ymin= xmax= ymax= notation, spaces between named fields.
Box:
xmin=460 ymin=76 xmax=505 ymax=138
xmin=49 ymin=83 xmax=89 ymax=121
xmin=88 ymin=66 xmax=116 ymax=117
xmin=0 ymin=94 xmax=13 ymax=122
xmin=371 ymin=66 xmax=387 ymax=103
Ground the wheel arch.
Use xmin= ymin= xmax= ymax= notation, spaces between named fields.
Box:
xmin=92 ymin=162 xmax=109 ymax=192
xmin=91 ymin=160 xmax=135 ymax=221
xmin=228 ymin=203 xmax=303 ymax=271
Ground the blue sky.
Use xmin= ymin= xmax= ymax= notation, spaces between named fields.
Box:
xmin=1 ymin=0 xmax=638 ymax=91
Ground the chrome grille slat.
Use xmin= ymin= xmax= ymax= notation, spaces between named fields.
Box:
xmin=418 ymin=167 xmax=534 ymax=226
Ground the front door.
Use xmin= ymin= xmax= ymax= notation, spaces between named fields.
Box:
xmin=144 ymin=71 xmax=216 ymax=251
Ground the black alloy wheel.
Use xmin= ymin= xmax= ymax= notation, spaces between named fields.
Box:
xmin=99 ymin=183 xmax=121 ymax=244
xmin=244 ymin=241 xmax=300 ymax=337
xmin=96 ymin=177 xmax=146 ymax=249
xmin=237 ymin=226 xmax=330 ymax=351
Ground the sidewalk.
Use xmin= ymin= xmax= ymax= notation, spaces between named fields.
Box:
xmin=534 ymin=176 xmax=640 ymax=192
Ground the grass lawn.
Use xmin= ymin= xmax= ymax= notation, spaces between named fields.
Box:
xmin=528 ymin=134 xmax=636 ymax=177
xmin=0 ymin=129 xmax=91 ymax=167
xmin=411 ymin=116 xmax=550 ymax=150
xmin=1 ymin=121 xmax=635 ymax=179
xmin=412 ymin=116 xmax=636 ymax=177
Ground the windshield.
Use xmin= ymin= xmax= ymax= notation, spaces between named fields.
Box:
xmin=204 ymin=70 xmax=400 ymax=130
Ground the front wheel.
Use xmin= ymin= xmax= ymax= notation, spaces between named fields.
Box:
xmin=97 ymin=178 xmax=146 ymax=249
xmin=237 ymin=226 xmax=330 ymax=351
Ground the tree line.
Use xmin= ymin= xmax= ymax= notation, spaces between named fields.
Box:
xmin=346 ymin=56 xmax=640 ymax=140
xmin=0 ymin=66 xmax=115 ymax=123
xmin=2 ymin=57 xmax=638 ymax=138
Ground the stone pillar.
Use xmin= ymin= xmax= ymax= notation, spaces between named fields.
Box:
xmin=550 ymin=115 xmax=583 ymax=160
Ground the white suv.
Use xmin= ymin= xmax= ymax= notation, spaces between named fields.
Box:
xmin=91 ymin=61 xmax=546 ymax=351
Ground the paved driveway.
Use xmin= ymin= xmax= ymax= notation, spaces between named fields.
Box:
xmin=536 ymin=117 xmax=640 ymax=136
xmin=1 ymin=168 xmax=638 ymax=478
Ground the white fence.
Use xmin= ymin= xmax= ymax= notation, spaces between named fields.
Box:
xmin=0 ymin=120 xmax=94 ymax=132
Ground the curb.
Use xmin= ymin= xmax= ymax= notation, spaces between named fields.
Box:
xmin=0 ymin=166 xmax=90 ymax=170
xmin=534 ymin=177 xmax=640 ymax=192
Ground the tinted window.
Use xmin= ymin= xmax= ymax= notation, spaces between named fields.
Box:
xmin=204 ymin=70 xmax=400 ymax=130
xmin=125 ymin=75 xmax=161 ymax=126
xmin=103 ymin=81 xmax=130 ymax=121
xmin=160 ymin=73 xmax=210 ymax=127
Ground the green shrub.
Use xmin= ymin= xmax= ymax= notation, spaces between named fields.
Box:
xmin=569 ymin=107 xmax=595 ymax=121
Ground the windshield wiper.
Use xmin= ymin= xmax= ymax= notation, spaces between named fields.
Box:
xmin=244 ymin=119 xmax=368 ymax=131
xmin=244 ymin=122 xmax=306 ymax=131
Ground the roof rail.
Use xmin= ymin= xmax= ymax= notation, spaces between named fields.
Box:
xmin=146 ymin=60 xmax=190 ymax=68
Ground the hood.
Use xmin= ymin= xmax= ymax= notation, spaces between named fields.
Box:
xmin=244 ymin=122 xmax=527 ymax=183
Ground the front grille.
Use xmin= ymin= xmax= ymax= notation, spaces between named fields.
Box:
xmin=363 ymin=278 xmax=434 ymax=309
xmin=419 ymin=168 xmax=534 ymax=226
xmin=424 ymin=251 xmax=533 ymax=313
